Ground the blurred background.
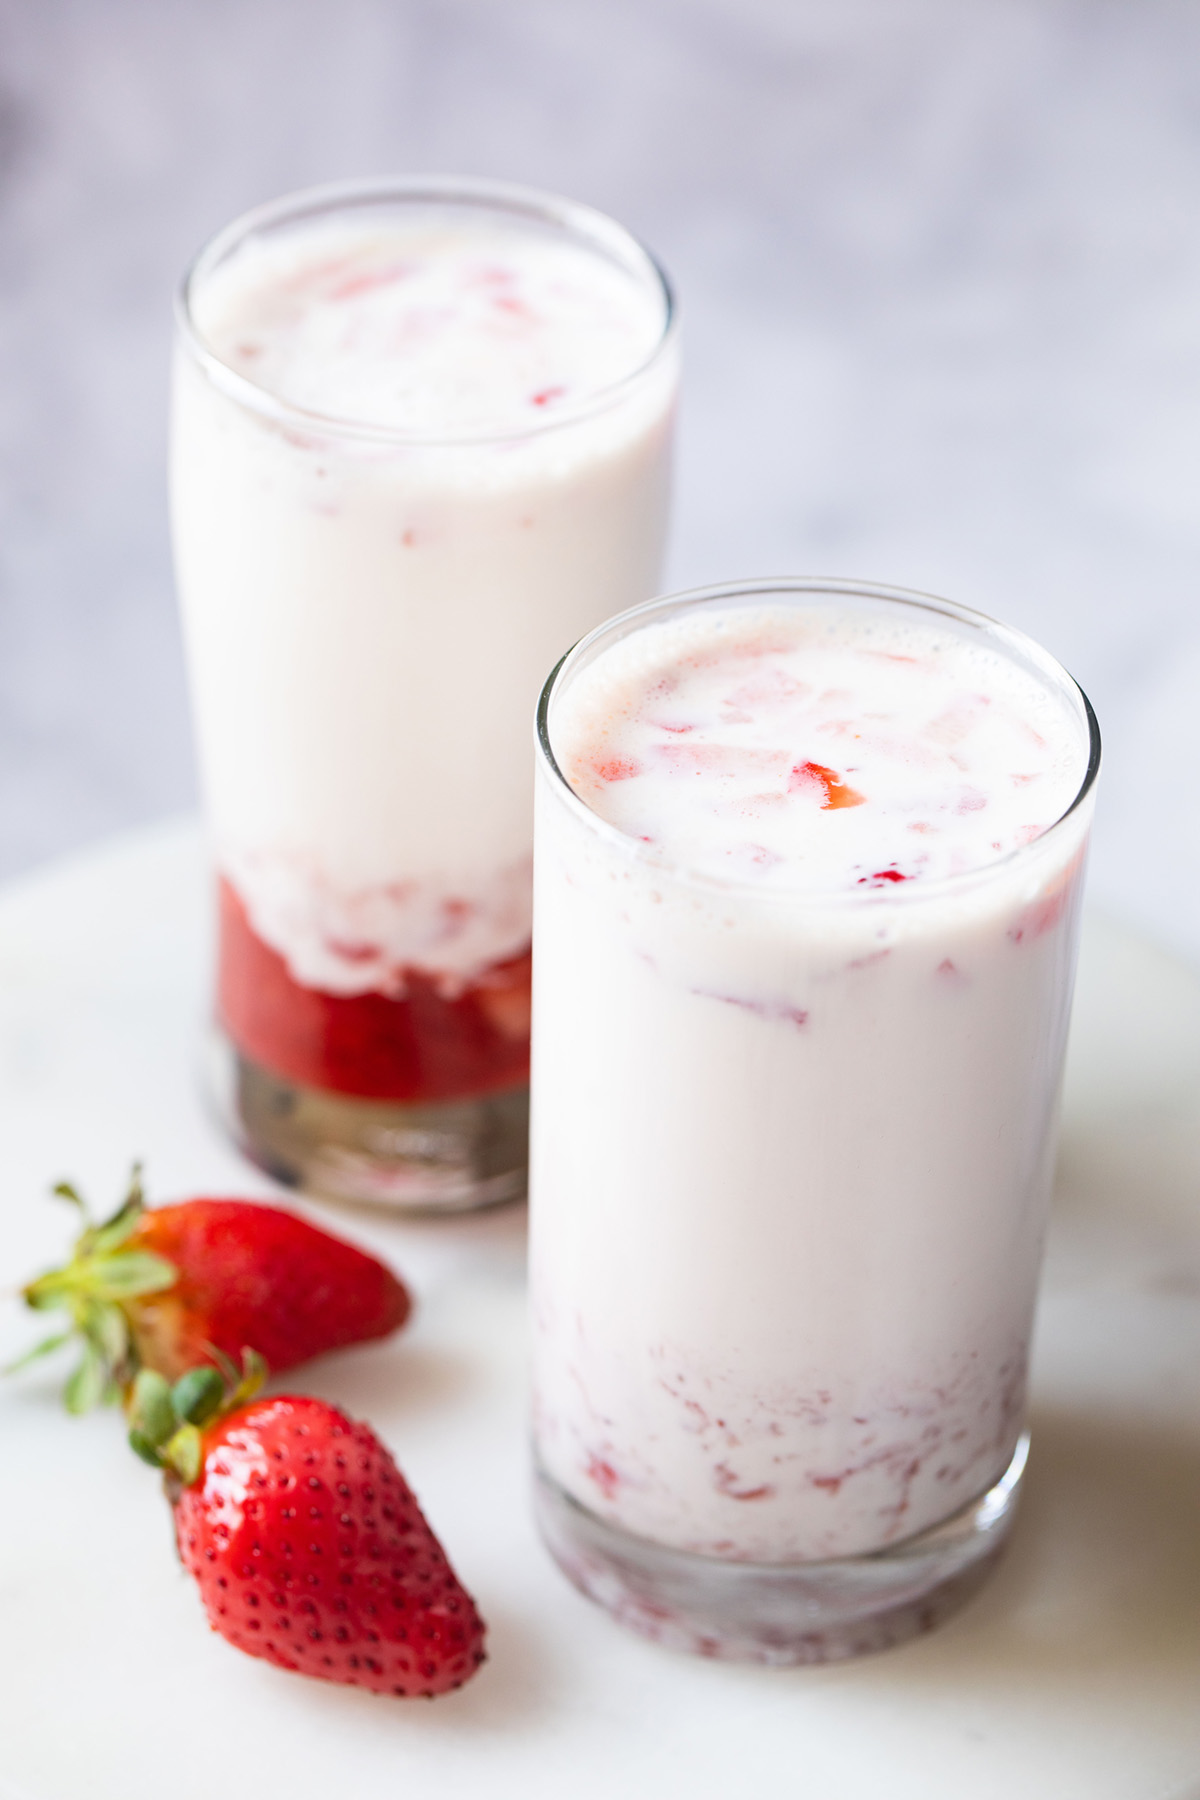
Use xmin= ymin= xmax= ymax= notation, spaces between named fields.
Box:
xmin=1 ymin=0 xmax=1198 ymax=956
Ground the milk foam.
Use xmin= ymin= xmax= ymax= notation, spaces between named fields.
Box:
xmin=193 ymin=216 xmax=665 ymax=435
xmin=552 ymin=604 xmax=1087 ymax=893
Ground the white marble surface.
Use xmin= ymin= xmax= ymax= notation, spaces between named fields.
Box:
xmin=2 ymin=821 xmax=1200 ymax=1798
xmin=0 ymin=1 xmax=1198 ymax=959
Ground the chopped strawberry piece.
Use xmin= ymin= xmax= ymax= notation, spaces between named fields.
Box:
xmin=856 ymin=867 xmax=910 ymax=887
xmin=788 ymin=761 xmax=866 ymax=809
xmin=593 ymin=756 xmax=639 ymax=782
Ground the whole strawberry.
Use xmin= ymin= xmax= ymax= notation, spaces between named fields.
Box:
xmin=129 ymin=1361 xmax=486 ymax=1697
xmin=17 ymin=1168 xmax=411 ymax=1407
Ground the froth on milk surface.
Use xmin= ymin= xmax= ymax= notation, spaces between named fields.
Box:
xmin=550 ymin=602 xmax=1088 ymax=894
xmin=192 ymin=213 xmax=665 ymax=434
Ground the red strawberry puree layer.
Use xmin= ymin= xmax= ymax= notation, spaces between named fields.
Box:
xmin=217 ymin=877 xmax=530 ymax=1102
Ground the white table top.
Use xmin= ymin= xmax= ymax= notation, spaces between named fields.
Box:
xmin=2 ymin=818 xmax=1199 ymax=1800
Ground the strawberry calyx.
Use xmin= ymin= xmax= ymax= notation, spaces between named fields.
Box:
xmin=12 ymin=1166 xmax=178 ymax=1412
xmin=127 ymin=1347 xmax=267 ymax=1490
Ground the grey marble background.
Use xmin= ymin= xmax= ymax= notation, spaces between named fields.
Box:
xmin=1 ymin=0 xmax=1198 ymax=956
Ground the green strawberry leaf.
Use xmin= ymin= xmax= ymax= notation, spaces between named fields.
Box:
xmin=128 ymin=1428 xmax=165 ymax=1469
xmin=230 ymin=1347 xmax=268 ymax=1410
xmin=171 ymin=1366 xmax=225 ymax=1428
xmin=81 ymin=1299 xmax=130 ymax=1372
xmin=89 ymin=1165 xmax=145 ymax=1251
xmin=89 ymin=1202 xmax=144 ymax=1256
xmin=23 ymin=1275 xmax=74 ymax=1311
xmin=163 ymin=1422 xmax=202 ymax=1486
xmin=203 ymin=1342 xmax=241 ymax=1389
xmin=2 ymin=1331 xmax=73 ymax=1374
xmin=10 ymin=1166 xmax=179 ymax=1416
xmin=64 ymin=1345 xmax=106 ymax=1415
xmin=88 ymin=1252 xmax=177 ymax=1301
xmin=129 ymin=1369 xmax=177 ymax=1446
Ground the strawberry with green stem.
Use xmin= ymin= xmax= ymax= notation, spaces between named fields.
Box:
xmin=15 ymin=1167 xmax=411 ymax=1408
xmin=127 ymin=1352 xmax=487 ymax=1697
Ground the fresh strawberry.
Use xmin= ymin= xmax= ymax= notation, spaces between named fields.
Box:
xmin=16 ymin=1168 xmax=411 ymax=1407
xmin=127 ymin=1359 xmax=486 ymax=1697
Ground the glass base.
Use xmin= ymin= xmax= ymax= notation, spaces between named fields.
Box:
xmin=534 ymin=1434 xmax=1028 ymax=1664
xmin=207 ymin=1030 xmax=528 ymax=1214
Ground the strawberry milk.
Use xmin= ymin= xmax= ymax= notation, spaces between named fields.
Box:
xmin=171 ymin=179 xmax=676 ymax=1202
xmin=531 ymin=579 xmax=1098 ymax=1652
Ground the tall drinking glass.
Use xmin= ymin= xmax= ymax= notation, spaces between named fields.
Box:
xmin=171 ymin=177 xmax=677 ymax=1211
xmin=531 ymin=578 xmax=1099 ymax=1660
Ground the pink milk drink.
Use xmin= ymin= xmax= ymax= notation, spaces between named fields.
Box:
xmin=530 ymin=577 xmax=1099 ymax=1661
xmin=172 ymin=178 xmax=677 ymax=1210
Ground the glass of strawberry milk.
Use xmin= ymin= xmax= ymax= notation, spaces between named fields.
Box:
xmin=171 ymin=177 xmax=677 ymax=1210
xmin=530 ymin=576 xmax=1099 ymax=1660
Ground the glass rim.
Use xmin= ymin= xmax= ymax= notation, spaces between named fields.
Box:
xmin=535 ymin=575 xmax=1102 ymax=909
xmin=175 ymin=173 xmax=678 ymax=448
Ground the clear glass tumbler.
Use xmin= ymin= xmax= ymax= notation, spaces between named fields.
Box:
xmin=530 ymin=577 xmax=1099 ymax=1661
xmin=171 ymin=176 xmax=677 ymax=1211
